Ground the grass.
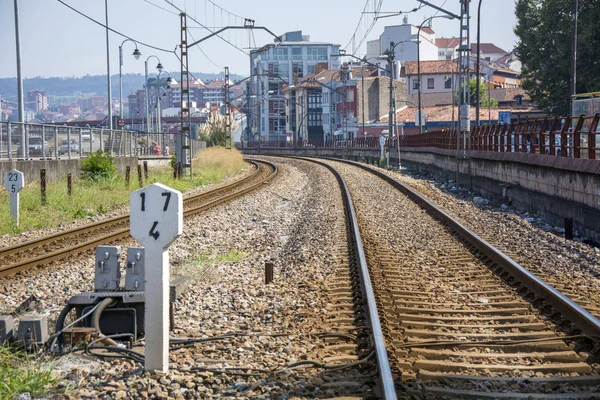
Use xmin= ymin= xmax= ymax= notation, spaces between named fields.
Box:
xmin=0 ymin=346 xmax=58 ymax=400
xmin=0 ymin=147 xmax=247 ymax=236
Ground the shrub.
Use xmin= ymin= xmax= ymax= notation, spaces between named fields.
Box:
xmin=80 ymin=151 xmax=117 ymax=182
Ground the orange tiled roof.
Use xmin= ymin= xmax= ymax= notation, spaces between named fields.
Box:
xmin=405 ymin=60 xmax=460 ymax=75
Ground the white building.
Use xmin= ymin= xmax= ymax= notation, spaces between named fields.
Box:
xmin=471 ymin=43 xmax=508 ymax=62
xmin=249 ymin=30 xmax=341 ymax=141
xmin=365 ymin=23 xmax=439 ymax=78
xmin=435 ymin=37 xmax=465 ymax=60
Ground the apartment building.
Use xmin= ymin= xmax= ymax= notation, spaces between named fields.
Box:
xmin=249 ymin=30 xmax=341 ymax=141
xmin=26 ymin=89 xmax=48 ymax=112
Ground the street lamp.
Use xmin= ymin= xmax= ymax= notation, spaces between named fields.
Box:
xmin=156 ymin=72 xmax=172 ymax=133
xmin=119 ymin=39 xmax=141 ymax=119
xmin=144 ymin=55 xmax=162 ymax=133
xmin=417 ymin=15 xmax=455 ymax=134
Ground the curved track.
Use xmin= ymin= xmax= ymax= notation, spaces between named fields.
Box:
xmin=0 ymin=160 xmax=277 ymax=277
xmin=295 ymin=156 xmax=600 ymax=399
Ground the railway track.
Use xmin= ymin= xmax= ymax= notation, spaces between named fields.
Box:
xmin=0 ymin=159 xmax=277 ymax=277
xmin=295 ymin=156 xmax=600 ymax=399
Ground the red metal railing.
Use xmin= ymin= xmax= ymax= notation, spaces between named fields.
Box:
xmin=242 ymin=114 xmax=600 ymax=160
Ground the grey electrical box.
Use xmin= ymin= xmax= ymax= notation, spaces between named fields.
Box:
xmin=95 ymin=246 xmax=122 ymax=291
xmin=0 ymin=315 xmax=14 ymax=343
xmin=125 ymin=247 xmax=145 ymax=291
xmin=17 ymin=314 xmax=48 ymax=345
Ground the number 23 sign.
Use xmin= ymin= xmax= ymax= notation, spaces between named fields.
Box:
xmin=130 ymin=183 xmax=183 ymax=248
xmin=4 ymin=170 xmax=24 ymax=194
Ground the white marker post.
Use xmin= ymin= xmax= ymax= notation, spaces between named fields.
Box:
xmin=130 ymin=183 xmax=182 ymax=372
xmin=4 ymin=170 xmax=24 ymax=226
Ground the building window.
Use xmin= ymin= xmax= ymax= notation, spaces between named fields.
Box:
xmin=292 ymin=47 xmax=303 ymax=61
xmin=347 ymin=90 xmax=354 ymax=102
xmin=427 ymin=78 xmax=434 ymax=89
xmin=438 ymin=51 xmax=444 ymax=57
xmin=445 ymin=77 xmax=452 ymax=89
xmin=413 ymin=80 xmax=419 ymax=90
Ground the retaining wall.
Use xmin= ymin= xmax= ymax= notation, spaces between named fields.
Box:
xmin=0 ymin=157 xmax=138 ymax=185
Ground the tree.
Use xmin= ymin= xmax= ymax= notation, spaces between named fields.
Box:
xmin=197 ymin=110 xmax=238 ymax=147
xmin=515 ymin=0 xmax=600 ymax=116
xmin=468 ymin=78 xmax=498 ymax=108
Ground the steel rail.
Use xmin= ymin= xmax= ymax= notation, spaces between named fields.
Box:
xmin=0 ymin=160 xmax=277 ymax=277
xmin=294 ymin=157 xmax=397 ymax=400
xmin=0 ymin=160 xmax=263 ymax=260
xmin=329 ymin=157 xmax=600 ymax=339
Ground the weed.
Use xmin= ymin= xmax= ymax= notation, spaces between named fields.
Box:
xmin=80 ymin=151 xmax=116 ymax=182
xmin=0 ymin=346 xmax=58 ymax=400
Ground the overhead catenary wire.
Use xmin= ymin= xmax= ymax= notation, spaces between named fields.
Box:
xmin=142 ymin=0 xmax=179 ymax=15
xmin=162 ymin=0 xmax=248 ymax=55
xmin=56 ymin=0 xmax=176 ymax=55
xmin=344 ymin=0 xmax=385 ymax=55
xmin=187 ymin=30 xmax=224 ymax=69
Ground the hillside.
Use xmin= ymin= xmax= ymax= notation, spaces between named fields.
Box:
xmin=0 ymin=72 xmax=246 ymax=100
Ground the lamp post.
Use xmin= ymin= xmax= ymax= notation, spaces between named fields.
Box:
xmin=417 ymin=15 xmax=455 ymax=134
xmin=13 ymin=0 xmax=24 ymax=123
xmin=104 ymin=0 xmax=113 ymax=130
xmin=155 ymin=74 xmax=172 ymax=151
xmin=119 ymin=39 xmax=141 ymax=119
xmin=144 ymin=56 xmax=163 ymax=133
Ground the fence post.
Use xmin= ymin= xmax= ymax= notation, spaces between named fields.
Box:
xmin=7 ymin=122 xmax=12 ymax=161
xmin=137 ymin=164 xmax=143 ymax=187
xmin=67 ymin=173 xmax=72 ymax=196
xmin=42 ymin=125 xmax=47 ymax=159
xmin=265 ymin=262 xmax=274 ymax=284
xmin=125 ymin=166 xmax=131 ymax=188
xmin=560 ymin=116 xmax=571 ymax=157
xmin=564 ymin=217 xmax=574 ymax=240
xmin=143 ymin=161 xmax=148 ymax=180
xmin=573 ymin=115 xmax=585 ymax=158
xmin=78 ymin=127 xmax=83 ymax=157
xmin=67 ymin=127 xmax=72 ymax=159
xmin=588 ymin=114 xmax=599 ymax=160
xmin=40 ymin=169 xmax=47 ymax=205
xmin=54 ymin=126 xmax=58 ymax=159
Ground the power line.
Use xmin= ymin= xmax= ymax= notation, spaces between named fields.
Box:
xmin=187 ymin=30 xmax=224 ymax=69
xmin=206 ymin=0 xmax=245 ymax=21
xmin=143 ymin=0 xmax=179 ymax=15
xmin=344 ymin=0 xmax=385 ymax=54
xmin=56 ymin=0 xmax=175 ymax=54
xmin=162 ymin=0 xmax=248 ymax=54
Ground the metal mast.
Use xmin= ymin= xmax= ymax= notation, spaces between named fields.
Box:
xmin=457 ymin=0 xmax=471 ymax=182
xmin=179 ymin=13 xmax=192 ymax=178
xmin=224 ymin=66 xmax=232 ymax=150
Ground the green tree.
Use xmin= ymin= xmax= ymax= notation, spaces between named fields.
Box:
xmin=468 ymin=78 xmax=498 ymax=108
xmin=515 ymin=0 xmax=600 ymax=116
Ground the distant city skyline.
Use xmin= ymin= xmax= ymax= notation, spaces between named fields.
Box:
xmin=0 ymin=0 xmax=517 ymax=79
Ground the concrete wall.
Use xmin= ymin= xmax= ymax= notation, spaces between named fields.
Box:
xmin=0 ymin=156 xmax=138 ymax=185
xmin=243 ymin=147 xmax=600 ymax=243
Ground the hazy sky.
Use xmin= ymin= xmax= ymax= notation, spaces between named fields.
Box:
xmin=0 ymin=0 xmax=517 ymax=79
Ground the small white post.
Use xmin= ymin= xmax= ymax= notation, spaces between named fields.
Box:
xmin=4 ymin=169 xmax=24 ymax=226
xmin=130 ymin=183 xmax=182 ymax=372
xmin=379 ymin=135 xmax=385 ymax=160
